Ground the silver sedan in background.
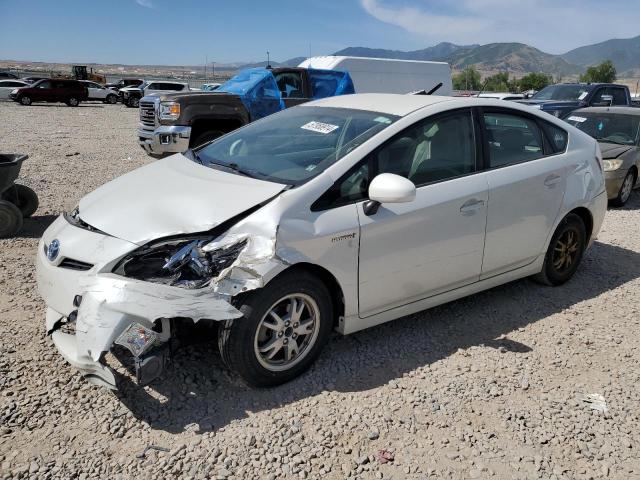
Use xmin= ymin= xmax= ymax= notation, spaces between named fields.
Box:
xmin=37 ymin=94 xmax=607 ymax=389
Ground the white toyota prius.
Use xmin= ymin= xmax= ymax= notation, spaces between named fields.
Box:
xmin=37 ymin=94 xmax=607 ymax=389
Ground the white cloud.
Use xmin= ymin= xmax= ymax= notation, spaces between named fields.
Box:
xmin=360 ymin=0 xmax=640 ymax=53
xmin=135 ymin=0 xmax=154 ymax=8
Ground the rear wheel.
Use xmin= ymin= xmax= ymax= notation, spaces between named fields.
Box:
xmin=533 ymin=213 xmax=586 ymax=286
xmin=218 ymin=271 xmax=333 ymax=387
xmin=106 ymin=94 xmax=118 ymax=104
xmin=610 ymin=169 xmax=636 ymax=207
xmin=0 ymin=200 xmax=23 ymax=238
xmin=2 ymin=184 xmax=39 ymax=218
xmin=66 ymin=97 xmax=79 ymax=107
xmin=19 ymin=95 xmax=31 ymax=106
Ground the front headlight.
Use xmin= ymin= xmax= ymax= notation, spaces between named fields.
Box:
xmin=159 ymin=101 xmax=180 ymax=120
xmin=113 ymin=236 xmax=248 ymax=289
xmin=602 ymin=159 xmax=624 ymax=172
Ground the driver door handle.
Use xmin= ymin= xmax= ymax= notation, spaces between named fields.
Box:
xmin=460 ymin=198 xmax=485 ymax=215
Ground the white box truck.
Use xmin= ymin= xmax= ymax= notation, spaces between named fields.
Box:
xmin=298 ymin=56 xmax=453 ymax=96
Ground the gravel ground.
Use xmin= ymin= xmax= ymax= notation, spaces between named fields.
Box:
xmin=1 ymin=100 xmax=639 ymax=480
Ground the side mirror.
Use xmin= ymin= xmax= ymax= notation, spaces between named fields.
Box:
xmin=364 ymin=173 xmax=416 ymax=216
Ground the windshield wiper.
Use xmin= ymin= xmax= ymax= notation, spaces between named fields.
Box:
xmin=597 ymin=138 xmax=631 ymax=146
xmin=204 ymin=160 xmax=263 ymax=179
xmin=183 ymin=148 xmax=202 ymax=164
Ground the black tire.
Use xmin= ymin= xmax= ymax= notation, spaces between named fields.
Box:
xmin=19 ymin=95 xmax=32 ymax=106
xmin=127 ymin=97 xmax=139 ymax=108
xmin=106 ymin=94 xmax=118 ymax=104
xmin=66 ymin=97 xmax=79 ymax=107
xmin=610 ymin=169 xmax=636 ymax=207
xmin=533 ymin=213 xmax=586 ymax=286
xmin=2 ymin=184 xmax=39 ymax=218
xmin=0 ymin=200 xmax=23 ymax=238
xmin=218 ymin=270 xmax=333 ymax=387
xmin=191 ymin=130 xmax=223 ymax=148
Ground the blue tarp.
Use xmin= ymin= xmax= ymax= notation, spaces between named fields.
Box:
xmin=216 ymin=67 xmax=355 ymax=120
xmin=307 ymin=69 xmax=355 ymax=99
xmin=216 ymin=68 xmax=285 ymax=121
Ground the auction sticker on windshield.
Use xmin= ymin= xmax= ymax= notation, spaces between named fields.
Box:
xmin=567 ymin=116 xmax=587 ymax=123
xmin=301 ymin=121 xmax=339 ymax=134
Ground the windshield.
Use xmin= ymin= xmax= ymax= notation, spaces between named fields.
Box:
xmin=195 ymin=106 xmax=399 ymax=185
xmin=566 ymin=112 xmax=640 ymax=145
xmin=532 ymin=85 xmax=589 ymax=101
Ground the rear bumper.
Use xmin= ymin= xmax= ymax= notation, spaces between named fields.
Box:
xmin=138 ymin=125 xmax=191 ymax=156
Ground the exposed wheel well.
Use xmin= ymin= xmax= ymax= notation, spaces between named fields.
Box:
xmin=189 ymin=119 xmax=244 ymax=147
xmin=270 ymin=263 xmax=345 ymax=329
xmin=568 ymin=207 xmax=593 ymax=244
xmin=630 ymin=165 xmax=638 ymax=184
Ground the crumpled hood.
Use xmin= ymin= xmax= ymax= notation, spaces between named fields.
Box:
xmin=598 ymin=142 xmax=634 ymax=159
xmin=78 ymin=154 xmax=285 ymax=245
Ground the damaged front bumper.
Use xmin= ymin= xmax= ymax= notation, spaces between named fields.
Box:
xmin=37 ymin=219 xmax=243 ymax=389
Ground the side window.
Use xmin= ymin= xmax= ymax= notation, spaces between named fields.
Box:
xmin=274 ymin=72 xmax=304 ymax=98
xmin=484 ymin=112 xmax=543 ymax=167
xmin=610 ymin=88 xmax=627 ymax=105
xmin=311 ymin=110 xmax=476 ymax=211
xmin=146 ymin=83 xmax=159 ymax=90
xmin=541 ymin=121 xmax=568 ymax=153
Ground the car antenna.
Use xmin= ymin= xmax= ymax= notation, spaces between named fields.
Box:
xmin=266 ymin=51 xmax=272 ymax=70
xmin=476 ymin=79 xmax=489 ymax=97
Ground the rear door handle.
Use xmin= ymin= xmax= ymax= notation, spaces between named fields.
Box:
xmin=460 ymin=199 xmax=485 ymax=214
xmin=544 ymin=174 xmax=562 ymax=187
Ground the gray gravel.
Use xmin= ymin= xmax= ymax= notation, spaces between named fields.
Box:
xmin=1 ymin=101 xmax=640 ymax=480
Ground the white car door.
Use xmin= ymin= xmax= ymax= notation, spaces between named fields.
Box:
xmin=0 ymin=80 xmax=25 ymax=99
xmin=86 ymin=82 xmax=108 ymax=99
xmin=480 ymin=109 xmax=568 ymax=278
xmin=355 ymin=109 xmax=489 ymax=317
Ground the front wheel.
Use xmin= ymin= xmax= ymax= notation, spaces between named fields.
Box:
xmin=533 ymin=213 xmax=586 ymax=286
xmin=610 ymin=169 xmax=636 ymax=207
xmin=106 ymin=94 xmax=118 ymax=104
xmin=19 ymin=95 xmax=32 ymax=106
xmin=66 ymin=97 xmax=79 ymax=107
xmin=218 ymin=271 xmax=333 ymax=387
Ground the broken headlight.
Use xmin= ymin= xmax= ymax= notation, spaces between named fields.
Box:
xmin=113 ymin=237 xmax=247 ymax=289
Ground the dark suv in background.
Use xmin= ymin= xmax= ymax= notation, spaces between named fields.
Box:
xmin=9 ymin=79 xmax=89 ymax=106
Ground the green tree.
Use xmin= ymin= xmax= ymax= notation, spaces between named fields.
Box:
xmin=579 ymin=60 xmax=617 ymax=83
xmin=483 ymin=72 xmax=511 ymax=92
xmin=452 ymin=67 xmax=482 ymax=91
xmin=518 ymin=72 xmax=553 ymax=92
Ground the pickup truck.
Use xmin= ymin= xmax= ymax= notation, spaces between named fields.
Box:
xmin=137 ymin=67 xmax=354 ymax=156
xmin=122 ymin=81 xmax=191 ymax=108
xmin=517 ymin=83 xmax=634 ymax=118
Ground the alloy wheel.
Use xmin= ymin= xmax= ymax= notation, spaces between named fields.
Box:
xmin=552 ymin=228 xmax=580 ymax=273
xmin=254 ymin=293 xmax=320 ymax=372
xmin=620 ymin=173 xmax=634 ymax=203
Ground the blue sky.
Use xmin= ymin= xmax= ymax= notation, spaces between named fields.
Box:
xmin=0 ymin=0 xmax=638 ymax=65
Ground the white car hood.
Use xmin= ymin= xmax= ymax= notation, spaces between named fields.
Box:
xmin=78 ymin=154 xmax=286 ymax=245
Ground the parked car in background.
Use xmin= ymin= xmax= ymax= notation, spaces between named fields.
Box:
xmin=10 ymin=79 xmax=89 ymax=106
xmin=105 ymin=78 xmax=143 ymax=90
xmin=21 ymin=76 xmax=49 ymax=84
xmin=477 ymin=93 xmax=525 ymax=101
xmin=122 ymin=81 xmax=190 ymax=108
xmin=517 ymin=83 xmax=633 ymax=118
xmin=566 ymin=107 xmax=640 ymax=206
xmin=79 ymin=80 xmax=119 ymax=104
xmin=0 ymin=80 xmax=28 ymax=100
xmin=37 ymin=94 xmax=606 ymax=389
xmin=0 ymin=72 xmax=19 ymax=80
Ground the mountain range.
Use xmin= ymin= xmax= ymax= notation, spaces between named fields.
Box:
xmin=324 ymin=35 xmax=640 ymax=78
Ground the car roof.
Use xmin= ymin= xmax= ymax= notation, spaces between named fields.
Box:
xmin=574 ymin=106 xmax=640 ymax=116
xmin=305 ymin=93 xmax=455 ymax=116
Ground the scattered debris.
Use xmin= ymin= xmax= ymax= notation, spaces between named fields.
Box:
xmin=579 ymin=393 xmax=608 ymax=413
xmin=136 ymin=445 xmax=170 ymax=459
xmin=65 ymin=152 xmax=80 ymax=157
xmin=376 ymin=449 xmax=395 ymax=464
